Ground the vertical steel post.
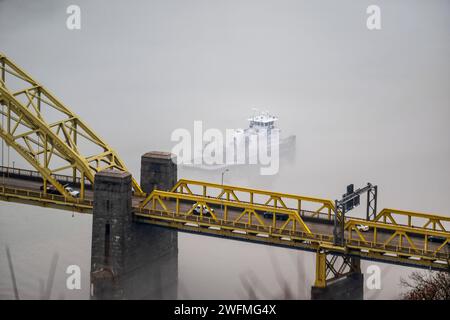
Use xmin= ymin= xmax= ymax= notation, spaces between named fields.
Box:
xmin=366 ymin=185 xmax=378 ymax=221
xmin=314 ymin=251 xmax=327 ymax=288
xmin=333 ymin=200 xmax=345 ymax=246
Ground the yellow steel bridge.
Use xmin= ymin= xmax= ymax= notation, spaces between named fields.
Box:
xmin=1 ymin=54 xmax=449 ymax=289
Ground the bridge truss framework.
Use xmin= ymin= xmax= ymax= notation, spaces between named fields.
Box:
xmin=0 ymin=54 xmax=449 ymax=291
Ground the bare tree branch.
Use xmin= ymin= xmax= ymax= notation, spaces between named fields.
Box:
xmin=401 ymin=271 xmax=450 ymax=300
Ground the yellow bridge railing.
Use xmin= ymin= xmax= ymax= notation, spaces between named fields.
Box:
xmin=345 ymin=219 xmax=450 ymax=259
xmin=0 ymin=184 xmax=93 ymax=212
xmin=1 ymin=179 xmax=450 ymax=271
xmin=139 ymin=189 xmax=315 ymax=233
xmin=373 ymin=208 xmax=450 ymax=232
xmin=169 ymin=179 xmax=336 ymax=220
xmin=0 ymin=53 xmax=144 ymax=199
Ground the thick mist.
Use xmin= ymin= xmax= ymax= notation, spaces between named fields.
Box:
xmin=0 ymin=0 xmax=449 ymax=299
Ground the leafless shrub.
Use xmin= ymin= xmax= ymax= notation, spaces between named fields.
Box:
xmin=401 ymin=271 xmax=450 ymax=300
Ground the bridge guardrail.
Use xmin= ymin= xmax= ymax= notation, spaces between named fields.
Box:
xmin=345 ymin=219 xmax=450 ymax=258
xmin=373 ymin=208 xmax=450 ymax=232
xmin=139 ymin=189 xmax=316 ymax=234
xmin=0 ymin=165 xmax=93 ymax=189
xmin=135 ymin=206 xmax=450 ymax=267
xmin=171 ymin=179 xmax=336 ymax=221
xmin=1 ymin=180 xmax=449 ymax=270
xmin=0 ymin=185 xmax=93 ymax=211
xmin=134 ymin=206 xmax=334 ymax=243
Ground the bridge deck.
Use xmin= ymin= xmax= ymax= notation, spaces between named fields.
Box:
xmin=1 ymin=172 xmax=449 ymax=272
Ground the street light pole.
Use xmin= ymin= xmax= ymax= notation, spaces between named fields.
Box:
xmin=221 ymin=169 xmax=229 ymax=186
xmin=221 ymin=169 xmax=229 ymax=211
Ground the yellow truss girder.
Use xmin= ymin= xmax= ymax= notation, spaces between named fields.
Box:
xmin=345 ymin=219 xmax=450 ymax=256
xmin=374 ymin=208 xmax=450 ymax=232
xmin=0 ymin=185 xmax=93 ymax=213
xmin=0 ymin=53 xmax=143 ymax=197
xmin=314 ymin=251 xmax=327 ymax=288
xmin=0 ymin=55 xmax=449 ymax=273
xmin=139 ymin=189 xmax=313 ymax=233
xmin=171 ymin=179 xmax=336 ymax=220
xmin=1 ymin=181 xmax=449 ymax=270
xmin=314 ymin=250 xmax=360 ymax=288
xmin=0 ymin=127 xmax=73 ymax=199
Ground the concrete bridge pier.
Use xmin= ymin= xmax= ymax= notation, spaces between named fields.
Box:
xmin=310 ymin=251 xmax=364 ymax=300
xmin=90 ymin=170 xmax=132 ymax=299
xmin=90 ymin=151 xmax=178 ymax=300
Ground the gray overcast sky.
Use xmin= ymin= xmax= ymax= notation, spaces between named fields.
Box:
xmin=0 ymin=0 xmax=449 ymax=299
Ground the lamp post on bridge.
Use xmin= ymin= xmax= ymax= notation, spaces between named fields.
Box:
xmin=221 ymin=169 xmax=229 ymax=211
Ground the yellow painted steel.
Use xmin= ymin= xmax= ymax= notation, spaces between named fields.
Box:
xmin=139 ymin=189 xmax=313 ymax=233
xmin=313 ymin=251 xmax=361 ymax=288
xmin=0 ymin=52 xmax=449 ymax=271
xmin=345 ymin=219 xmax=450 ymax=258
xmin=314 ymin=251 xmax=327 ymax=288
xmin=0 ymin=54 xmax=143 ymax=198
xmin=1 ymin=54 xmax=449 ymax=289
xmin=374 ymin=208 xmax=450 ymax=232
xmin=0 ymin=185 xmax=93 ymax=213
xmin=170 ymin=179 xmax=336 ymax=220
xmin=1 ymin=179 xmax=450 ymax=271
xmin=135 ymin=183 xmax=450 ymax=270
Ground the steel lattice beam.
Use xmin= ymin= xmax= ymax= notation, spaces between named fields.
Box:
xmin=0 ymin=54 xmax=449 ymax=274
xmin=0 ymin=54 xmax=143 ymax=197
xmin=314 ymin=250 xmax=361 ymax=288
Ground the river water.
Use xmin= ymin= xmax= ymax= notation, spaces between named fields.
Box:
xmin=0 ymin=0 xmax=449 ymax=299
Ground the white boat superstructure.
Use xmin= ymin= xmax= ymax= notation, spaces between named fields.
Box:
xmin=185 ymin=110 xmax=296 ymax=170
